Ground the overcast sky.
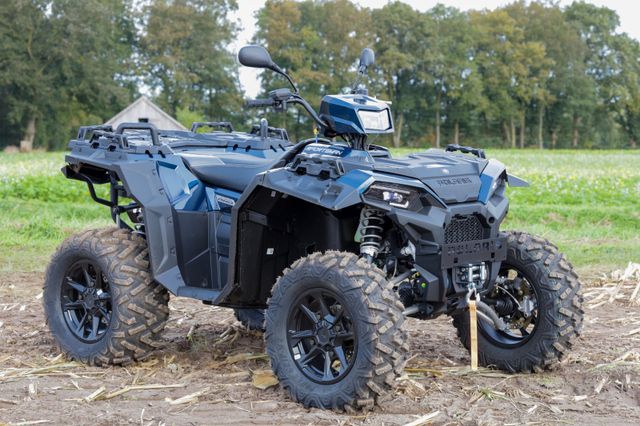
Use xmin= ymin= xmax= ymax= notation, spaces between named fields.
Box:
xmin=230 ymin=0 xmax=640 ymax=97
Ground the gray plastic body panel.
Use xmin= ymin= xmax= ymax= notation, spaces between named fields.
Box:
xmin=65 ymin=134 xmax=516 ymax=308
xmin=219 ymin=144 xmax=511 ymax=306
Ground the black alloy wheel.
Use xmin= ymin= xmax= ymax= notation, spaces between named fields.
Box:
xmin=44 ymin=228 xmax=169 ymax=365
xmin=265 ymin=251 xmax=408 ymax=410
xmin=452 ymin=231 xmax=583 ymax=373
xmin=287 ymin=289 xmax=356 ymax=384
xmin=480 ymin=264 xmax=539 ymax=348
xmin=61 ymin=260 xmax=112 ymax=343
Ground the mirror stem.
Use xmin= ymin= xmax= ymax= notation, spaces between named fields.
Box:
xmin=272 ymin=64 xmax=298 ymax=93
xmin=284 ymin=74 xmax=298 ymax=93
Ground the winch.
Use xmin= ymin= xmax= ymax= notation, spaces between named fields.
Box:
xmin=454 ymin=262 xmax=488 ymax=290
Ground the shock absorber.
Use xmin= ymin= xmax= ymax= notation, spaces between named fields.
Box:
xmin=359 ymin=207 xmax=385 ymax=260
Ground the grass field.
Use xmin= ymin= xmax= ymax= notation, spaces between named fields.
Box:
xmin=1 ymin=150 xmax=638 ymax=278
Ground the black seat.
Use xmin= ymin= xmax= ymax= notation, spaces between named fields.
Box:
xmin=180 ymin=151 xmax=285 ymax=193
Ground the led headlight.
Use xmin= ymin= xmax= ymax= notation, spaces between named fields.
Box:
xmin=490 ymin=176 xmax=507 ymax=199
xmin=363 ymin=183 xmax=422 ymax=210
xmin=357 ymin=109 xmax=391 ymax=131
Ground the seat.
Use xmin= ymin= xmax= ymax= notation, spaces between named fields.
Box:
xmin=180 ymin=151 xmax=285 ymax=193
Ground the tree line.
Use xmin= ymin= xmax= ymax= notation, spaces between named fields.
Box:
xmin=1 ymin=0 xmax=638 ymax=150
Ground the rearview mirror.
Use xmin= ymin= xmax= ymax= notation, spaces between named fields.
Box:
xmin=239 ymin=45 xmax=276 ymax=70
xmin=239 ymin=45 xmax=299 ymax=93
xmin=358 ymin=48 xmax=375 ymax=72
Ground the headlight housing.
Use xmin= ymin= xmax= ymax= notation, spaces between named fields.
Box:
xmin=357 ymin=109 xmax=391 ymax=131
xmin=490 ymin=176 xmax=506 ymax=199
xmin=363 ymin=183 xmax=423 ymax=210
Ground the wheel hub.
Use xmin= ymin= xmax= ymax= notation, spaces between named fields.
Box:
xmin=287 ymin=288 xmax=356 ymax=384
xmin=482 ymin=266 xmax=539 ymax=346
xmin=60 ymin=260 xmax=112 ymax=343
xmin=82 ymin=288 xmax=98 ymax=309
xmin=315 ymin=324 xmax=334 ymax=347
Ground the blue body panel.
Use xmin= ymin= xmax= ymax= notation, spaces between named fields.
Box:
xmin=319 ymin=94 xmax=393 ymax=135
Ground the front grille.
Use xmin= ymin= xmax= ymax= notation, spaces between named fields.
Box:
xmin=445 ymin=215 xmax=484 ymax=244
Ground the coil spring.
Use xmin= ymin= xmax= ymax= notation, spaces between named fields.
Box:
xmin=359 ymin=208 xmax=385 ymax=257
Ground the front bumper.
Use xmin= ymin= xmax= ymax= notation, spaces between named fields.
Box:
xmin=441 ymin=236 xmax=507 ymax=269
xmin=387 ymin=189 xmax=509 ymax=304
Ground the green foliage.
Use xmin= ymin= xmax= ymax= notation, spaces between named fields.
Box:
xmin=253 ymin=0 xmax=640 ymax=149
xmin=176 ymin=107 xmax=206 ymax=131
xmin=0 ymin=197 xmax=110 ymax=272
xmin=1 ymin=0 xmax=639 ymax=150
xmin=254 ymin=0 xmax=372 ymax=140
xmin=0 ymin=0 xmax=138 ymax=149
xmin=0 ymin=152 xmax=105 ymax=202
xmin=0 ymin=0 xmax=244 ymax=149
xmin=139 ymin=0 xmax=244 ymax=128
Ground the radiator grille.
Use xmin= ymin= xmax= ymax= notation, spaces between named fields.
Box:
xmin=445 ymin=215 xmax=484 ymax=244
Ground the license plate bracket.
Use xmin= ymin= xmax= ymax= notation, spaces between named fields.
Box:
xmin=441 ymin=236 xmax=507 ymax=269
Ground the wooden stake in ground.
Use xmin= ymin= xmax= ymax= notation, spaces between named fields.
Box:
xmin=469 ymin=299 xmax=478 ymax=371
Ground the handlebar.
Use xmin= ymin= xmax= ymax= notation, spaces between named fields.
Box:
xmin=246 ymin=90 xmax=328 ymax=130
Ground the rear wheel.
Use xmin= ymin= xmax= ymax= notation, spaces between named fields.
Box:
xmin=265 ymin=251 xmax=408 ymax=410
xmin=44 ymin=228 xmax=169 ymax=365
xmin=453 ymin=231 xmax=583 ymax=372
xmin=234 ymin=308 xmax=265 ymax=331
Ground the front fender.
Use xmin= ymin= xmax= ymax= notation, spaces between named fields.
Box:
xmin=506 ymin=173 xmax=529 ymax=187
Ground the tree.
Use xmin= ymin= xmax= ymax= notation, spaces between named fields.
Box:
xmin=140 ymin=0 xmax=242 ymax=126
xmin=608 ymin=35 xmax=640 ymax=147
xmin=0 ymin=0 xmax=136 ymax=149
xmin=564 ymin=2 xmax=622 ymax=148
xmin=254 ymin=0 xmax=371 ymax=141
xmin=371 ymin=2 xmax=424 ymax=147
xmin=420 ymin=5 xmax=483 ymax=147
xmin=470 ymin=9 xmax=519 ymax=147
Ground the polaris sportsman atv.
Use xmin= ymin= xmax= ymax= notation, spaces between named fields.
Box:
xmin=44 ymin=46 xmax=583 ymax=410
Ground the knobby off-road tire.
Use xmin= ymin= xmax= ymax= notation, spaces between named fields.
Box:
xmin=453 ymin=231 xmax=583 ymax=372
xmin=265 ymin=251 xmax=409 ymax=411
xmin=234 ymin=308 xmax=266 ymax=331
xmin=44 ymin=227 xmax=169 ymax=365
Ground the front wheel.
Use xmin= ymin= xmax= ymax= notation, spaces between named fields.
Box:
xmin=453 ymin=231 xmax=583 ymax=372
xmin=265 ymin=251 xmax=408 ymax=410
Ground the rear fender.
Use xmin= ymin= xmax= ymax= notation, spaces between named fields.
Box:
xmin=65 ymin=146 xmax=203 ymax=296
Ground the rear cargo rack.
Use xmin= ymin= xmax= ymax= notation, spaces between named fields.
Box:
xmin=88 ymin=130 xmax=129 ymax=148
xmin=77 ymin=125 xmax=114 ymax=140
xmin=116 ymin=122 xmax=160 ymax=146
xmin=250 ymin=124 xmax=289 ymax=141
xmin=191 ymin=121 xmax=234 ymax=133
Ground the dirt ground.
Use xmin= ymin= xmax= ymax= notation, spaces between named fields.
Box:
xmin=1 ymin=272 xmax=639 ymax=426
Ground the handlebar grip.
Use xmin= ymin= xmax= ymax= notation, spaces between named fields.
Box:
xmin=246 ymin=98 xmax=275 ymax=108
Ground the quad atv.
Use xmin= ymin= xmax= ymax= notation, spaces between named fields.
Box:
xmin=44 ymin=46 xmax=583 ymax=410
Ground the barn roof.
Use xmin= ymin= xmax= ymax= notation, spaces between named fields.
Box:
xmin=106 ymin=95 xmax=187 ymax=130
